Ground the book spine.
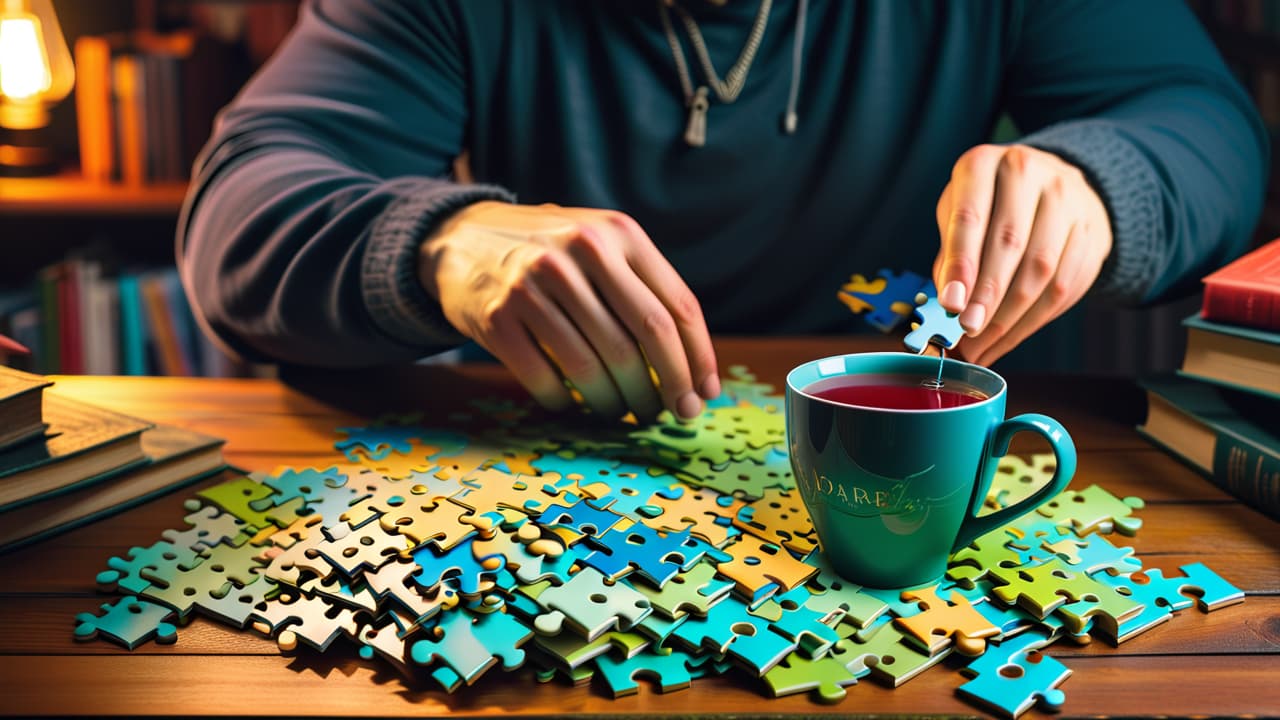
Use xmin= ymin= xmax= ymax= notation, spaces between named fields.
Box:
xmin=36 ymin=267 xmax=59 ymax=374
xmin=74 ymin=36 xmax=116 ymax=183
xmin=117 ymin=275 xmax=147 ymax=376
xmin=1202 ymin=279 xmax=1280 ymax=331
xmin=1212 ymin=430 xmax=1280 ymax=521
xmin=112 ymin=53 xmax=146 ymax=187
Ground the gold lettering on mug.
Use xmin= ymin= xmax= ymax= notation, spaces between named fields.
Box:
xmin=806 ymin=474 xmax=921 ymax=513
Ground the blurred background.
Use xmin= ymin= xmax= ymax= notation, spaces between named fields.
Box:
xmin=0 ymin=0 xmax=1276 ymax=378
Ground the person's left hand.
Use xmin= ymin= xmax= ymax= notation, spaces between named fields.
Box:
xmin=932 ymin=144 xmax=1113 ymax=365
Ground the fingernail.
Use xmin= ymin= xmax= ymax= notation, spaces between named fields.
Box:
xmin=677 ymin=391 xmax=703 ymax=420
xmin=959 ymin=303 xmax=986 ymax=336
xmin=700 ymin=374 xmax=721 ymax=399
xmin=941 ymin=281 xmax=966 ymax=311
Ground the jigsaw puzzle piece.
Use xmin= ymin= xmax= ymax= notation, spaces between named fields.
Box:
xmin=581 ymin=524 xmax=719 ymax=588
xmin=839 ymin=615 xmax=950 ymax=687
xmin=763 ymin=648 xmax=859 ymax=703
xmin=836 ymin=273 xmax=887 ymax=315
xmin=670 ymin=593 xmax=797 ymax=676
xmin=271 ymin=593 xmax=366 ymax=652
xmin=903 ymin=292 xmax=965 ymax=353
xmin=957 ymin=629 xmax=1070 ymax=719
xmin=715 ymin=536 xmax=818 ymax=604
xmin=411 ymin=535 xmax=504 ymax=598
xmin=848 ymin=269 xmax=931 ymax=333
xmin=895 ymin=585 xmax=1000 ymax=656
xmin=679 ymin=451 xmax=794 ymax=502
xmin=733 ymin=488 xmax=818 ymax=557
xmin=161 ymin=501 xmax=248 ymax=551
xmin=197 ymin=474 xmax=296 ymax=531
xmin=633 ymin=562 xmax=735 ymax=619
xmin=532 ymin=567 xmax=653 ymax=641
xmin=768 ymin=585 xmax=843 ymax=657
xmin=987 ymin=454 xmax=1057 ymax=510
xmin=1096 ymin=563 xmax=1244 ymax=614
xmin=1035 ymin=484 xmax=1145 ymax=536
xmin=96 ymin=540 xmax=203 ymax=594
xmin=252 ymin=466 xmax=354 ymax=512
xmin=594 ymin=645 xmax=697 ymax=697
xmin=336 ymin=423 xmax=439 ymax=461
xmin=74 ymin=597 xmax=178 ymax=649
xmin=410 ymin=608 xmax=532 ymax=690
xmin=533 ymin=630 xmax=650 ymax=672
xmin=642 ymin=484 xmax=744 ymax=548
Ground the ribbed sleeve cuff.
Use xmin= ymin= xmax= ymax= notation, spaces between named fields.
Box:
xmin=361 ymin=179 xmax=516 ymax=349
xmin=1021 ymin=120 xmax=1165 ymax=303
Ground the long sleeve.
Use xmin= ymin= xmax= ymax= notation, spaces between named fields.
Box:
xmin=1006 ymin=0 xmax=1269 ymax=304
xmin=178 ymin=0 xmax=512 ymax=367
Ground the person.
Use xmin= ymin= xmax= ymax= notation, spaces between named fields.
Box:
xmin=179 ymin=0 xmax=1268 ymax=423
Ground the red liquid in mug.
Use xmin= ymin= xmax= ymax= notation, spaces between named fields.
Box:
xmin=806 ymin=374 xmax=988 ymax=410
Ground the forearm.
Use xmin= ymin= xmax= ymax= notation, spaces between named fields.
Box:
xmin=179 ymin=135 xmax=512 ymax=367
xmin=1008 ymin=0 xmax=1270 ymax=305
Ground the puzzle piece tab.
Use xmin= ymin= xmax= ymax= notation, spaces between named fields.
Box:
xmin=903 ymin=292 xmax=965 ymax=353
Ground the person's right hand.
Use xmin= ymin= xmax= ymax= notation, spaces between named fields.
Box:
xmin=417 ymin=201 xmax=720 ymax=422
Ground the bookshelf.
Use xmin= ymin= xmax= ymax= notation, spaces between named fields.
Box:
xmin=0 ymin=173 xmax=187 ymax=217
xmin=0 ymin=0 xmax=299 ymax=378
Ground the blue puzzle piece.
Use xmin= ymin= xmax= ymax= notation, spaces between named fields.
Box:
xmin=595 ymin=645 xmax=697 ymax=696
xmin=336 ymin=424 xmax=436 ymax=461
xmin=410 ymin=609 xmax=532 ymax=691
xmin=848 ymin=269 xmax=931 ymax=333
xmin=1096 ymin=563 xmax=1243 ymax=613
xmin=411 ymin=537 xmax=503 ymax=596
xmin=536 ymin=500 xmax=626 ymax=539
xmin=957 ymin=629 xmax=1070 ymax=719
xmin=251 ymin=467 xmax=351 ymax=510
xmin=903 ymin=292 xmax=966 ymax=353
xmin=672 ymin=594 xmax=797 ymax=676
xmin=581 ymin=525 xmax=719 ymax=588
xmin=74 ymin=597 xmax=178 ymax=650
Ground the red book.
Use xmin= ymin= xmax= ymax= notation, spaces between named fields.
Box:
xmin=1202 ymin=238 xmax=1280 ymax=332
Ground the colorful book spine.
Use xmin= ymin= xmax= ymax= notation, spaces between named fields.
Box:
xmin=117 ymin=274 xmax=148 ymax=376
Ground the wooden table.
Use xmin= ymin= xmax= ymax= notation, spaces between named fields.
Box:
xmin=2 ymin=337 xmax=1277 ymax=718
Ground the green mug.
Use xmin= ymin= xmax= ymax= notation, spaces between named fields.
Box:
xmin=785 ymin=352 xmax=1076 ymax=589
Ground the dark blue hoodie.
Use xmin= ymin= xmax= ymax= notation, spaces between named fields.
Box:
xmin=179 ymin=0 xmax=1269 ymax=366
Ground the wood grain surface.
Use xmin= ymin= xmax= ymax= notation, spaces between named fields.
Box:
xmin=1 ymin=337 xmax=1276 ymax=718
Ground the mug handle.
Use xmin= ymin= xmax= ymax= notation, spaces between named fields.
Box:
xmin=950 ymin=413 xmax=1077 ymax=553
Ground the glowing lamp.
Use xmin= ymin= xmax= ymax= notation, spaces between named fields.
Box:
xmin=0 ymin=0 xmax=73 ymax=175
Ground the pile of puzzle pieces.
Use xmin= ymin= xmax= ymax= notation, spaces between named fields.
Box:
xmin=74 ymin=366 xmax=1244 ymax=719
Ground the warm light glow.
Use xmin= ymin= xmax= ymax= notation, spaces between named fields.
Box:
xmin=0 ymin=15 xmax=50 ymax=100
xmin=0 ymin=0 xmax=73 ymax=130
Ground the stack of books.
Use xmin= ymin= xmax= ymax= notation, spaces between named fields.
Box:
xmin=0 ymin=366 xmax=226 ymax=553
xmin=1138 ymin=238 xmax=1280 ymax=520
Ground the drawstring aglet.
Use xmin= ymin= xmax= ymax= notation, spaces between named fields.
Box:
xmin=684 ymin=86 xmax=710 ymax=147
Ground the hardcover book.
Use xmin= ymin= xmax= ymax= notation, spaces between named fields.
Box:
xmin=1138 ymin=376 xmax=1279 ymax=520
xmin=1179 ymin=313 xmax=1280 ymax=400
xmin=0 ymin=424 xmax=226 ymax=553
xmin=1202 ymin=238 xmax=1280 ymax=331
xmin=0 ymin=392 xmax=152 ymax=511
xmin=0 ymin=366 xmax=51 ymax=451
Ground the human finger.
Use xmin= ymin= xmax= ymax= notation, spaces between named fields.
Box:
xmin=959 ymin=147 xmax=1044 ymax=336
xmin=479 ymin=305 xmax=576 ymax=412
xmin=969 ymin=220 xmax=1091 ymax=366
xmin=937 ymin=145 xmax=1003 ymax=313
xmin=963 ymin=178 xmax=1070 ymax=360
xmin=508 ymin=279 xmax=628 ymax=419
xmin=528 ymin=245 xmax=665 ymax=422
xmin=569 ymin=220 xmax=705 ymax=420
xmin=608 ymin=212 xmax=720 ymax=402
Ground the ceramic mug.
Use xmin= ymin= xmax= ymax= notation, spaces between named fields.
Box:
xmin=785 ymin=352 xmax=1076 ymax=589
